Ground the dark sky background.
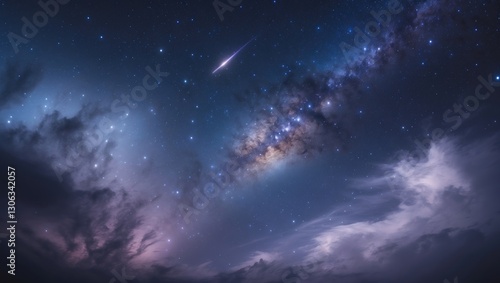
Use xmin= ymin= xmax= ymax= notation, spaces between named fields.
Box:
xmin=1 ymin=0 xmax=500 ymax=282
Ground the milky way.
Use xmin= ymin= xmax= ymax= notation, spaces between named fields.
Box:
xmin=178 ymin=0 xmax=464 ymax=222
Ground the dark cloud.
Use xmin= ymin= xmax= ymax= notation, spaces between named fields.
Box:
xmin=372 ymin=229 xmax=500 ymax=283
xmin=169 ymin=231 xmax=498 ymax=283
xmin=0 ymin=61 xmax=42 ymax=109
xmin=1 ymin=104 xmax=117 ymax=187
xmin=0 ymin=67 xmax=154 ymax=282
xmin=0 ymin=145 xmax=156 ymax=283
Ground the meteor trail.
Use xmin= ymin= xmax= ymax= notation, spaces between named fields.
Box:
xmin=212 ymin=36 xmax=256 ymax=74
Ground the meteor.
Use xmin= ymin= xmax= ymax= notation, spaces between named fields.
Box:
xmin=212 ymin=36 xmax=256 ymax=74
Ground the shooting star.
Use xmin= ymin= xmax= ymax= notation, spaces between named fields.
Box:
xmin=212 ymin=36 xmax=257 ymax=74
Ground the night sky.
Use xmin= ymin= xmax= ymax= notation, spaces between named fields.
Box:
xmin=1 ymin=0 xmax=500 ymax=282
